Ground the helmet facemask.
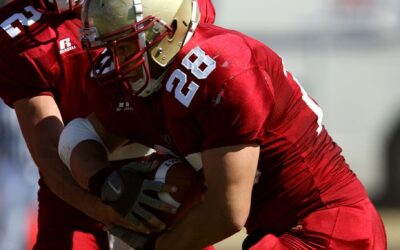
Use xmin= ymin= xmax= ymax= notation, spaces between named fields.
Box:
xmin=34 ymin=0 xmax=84 ymax=14
xmin=81 ymin=0 xmax=200 ymax=97
xmin=82 ymin=15 xmax=173 ymax=96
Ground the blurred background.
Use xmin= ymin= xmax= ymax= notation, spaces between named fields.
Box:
xmin=0 ymin=99 xmax=38 ymax=250
xmin=0 ymin=0 xmax=399 ymax=249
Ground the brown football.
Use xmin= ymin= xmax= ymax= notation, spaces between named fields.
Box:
xmin=109 ymin=154 xmax=205 ymax=229
xmin=148 ymin=155 xmax=205 ymax=228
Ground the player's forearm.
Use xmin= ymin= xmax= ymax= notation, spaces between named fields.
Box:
xmin=155 ymin=197 xmax=246 ymax=250
xmin=31 ymin=130 xmax=143 ymax=231
xmin=36 ymin=147 xmax=104 ymax=215
xmin=156 ymin=145 xmax=258 ymax=249
xmin=58 ymin=116 xmax=129 ymax=189
xmin=27 ymin=119 xmax=109 ymax=221
xmin=69 ymin=140 xmax=111 ymax=190
xmin=14 ymin=96 xmax=114 ymax=226
xmin=14 ymin=99 xmax=94 ymax=209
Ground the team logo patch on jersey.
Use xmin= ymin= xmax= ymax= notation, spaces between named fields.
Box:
xmin=115 ymin=100 xmax=134 ymax=112
xmin=112 ymin=95 xmax=134 ymax=112
xmin=59 ymin=38 xmax=77 ymax=54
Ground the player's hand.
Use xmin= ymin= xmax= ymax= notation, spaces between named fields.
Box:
xmin=89 ymin=196 xmax=157 ymax=234
xmin=107 ymin=226 xmax=158 ymax=250
xmin=97 ymin=158 xmax=177 ymax=230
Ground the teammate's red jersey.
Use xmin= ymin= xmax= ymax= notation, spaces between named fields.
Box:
xmin=0 ymin=1 xmax=108 ymax=249
xmin=91 ymin=24 xmax=368 ymax=236
xmin=0 ymin=0 xmax=93 ymax=123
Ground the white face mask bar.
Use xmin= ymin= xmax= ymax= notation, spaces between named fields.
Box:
xmin=48 ymin=0 xmax=83 ymax=12
xmin=48 ymin=0 xmax=70 ymax=11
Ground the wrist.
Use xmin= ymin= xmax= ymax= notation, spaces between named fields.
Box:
xmin=88 ymin=167 xmax=114 ymax=196
xmin=143 ymin=234 xmax=158 ymax=250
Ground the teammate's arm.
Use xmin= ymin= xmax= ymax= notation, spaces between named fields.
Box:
xmin=66 ymin=113 xmax=130 ymax=189
xmin=155 ymin=144 xmax=259 ymax=249
xmin=59 ymin=113 xmax=178 ymax=231
xmin=13 ymin=95 xmax=149 ymax=233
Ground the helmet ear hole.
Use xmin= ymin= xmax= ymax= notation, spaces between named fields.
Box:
xmin=167 ymin=19 xmax=178 ymax=41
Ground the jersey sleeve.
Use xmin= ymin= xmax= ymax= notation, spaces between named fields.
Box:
xmin=196 ymin=67 xmax=275 ymax=150
xmin=0 ymin=47 xmax=55 ymax=107
xmin=198 ymin=0 xmax=216 ymax=24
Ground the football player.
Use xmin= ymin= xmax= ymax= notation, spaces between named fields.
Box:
xmin=59 ymin=0 xmax=387 ymax=249
xmin=0 ymin=0 xmax=216 ymax=249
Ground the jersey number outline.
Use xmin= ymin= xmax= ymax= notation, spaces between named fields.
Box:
xmin=166 ymin=47 xmax=216 ymax=107
xmin=282 ymin=59 xmax=323 ymax=134
xmin=1 ymin=6 xmax=42 ymax=38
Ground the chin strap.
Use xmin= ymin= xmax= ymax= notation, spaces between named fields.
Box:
xmin=138 ymin=67 xmax=170 ymax=97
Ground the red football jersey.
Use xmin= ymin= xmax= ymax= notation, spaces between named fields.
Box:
xmin=91 ymin=24 xmax=368 ymax=235
xmin=0 ymin=0 xmax=95 ymax=123
xmin=0 ymin=1 xmax=107 ymax=246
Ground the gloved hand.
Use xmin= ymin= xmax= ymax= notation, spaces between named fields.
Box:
xmin=88 ymin=156 xmax=176 ymax=229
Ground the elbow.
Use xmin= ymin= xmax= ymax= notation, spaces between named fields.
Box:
xmin=225 ymin=223 xmax=244 ymax=237
xmin=220 ymin=218 xmax=246 ymax=238
xmin=221 ymin=207 xmax=248 ymax=235
xmin=228 ymin=213 xmax=247 ymax=233
xmin=206 ymin=193 xmax=250 ymax=235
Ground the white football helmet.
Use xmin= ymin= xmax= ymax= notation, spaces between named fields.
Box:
xmin=35 ymin=0 xmax=84 ymax=14
xmin=81 ymin=0 xmax=200 ymax=97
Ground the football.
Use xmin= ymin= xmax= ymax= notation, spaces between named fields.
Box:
xmin=148 ymin=154 xmax=205 ymax=228
xmin=109 ymin=154 xmax=205 ymax=228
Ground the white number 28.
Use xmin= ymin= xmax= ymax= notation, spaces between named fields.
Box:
xmin=166 ymin=47 xmax=216 ymax=107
